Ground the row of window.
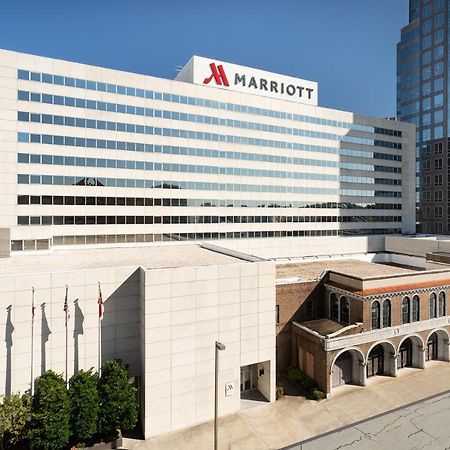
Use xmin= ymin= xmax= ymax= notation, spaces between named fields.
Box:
xmin=401 ymin=292 xmax=446 ymax=324
xmin=17 ymin=69 xmax=402 ymax=137
xmin=17 ymin=214 xmax=402 ymax=226
xmin=18 ymin=91 xmax=403 ymax=149
xmin=18 ymin=152 xmax=339 ymax=183
xmin=18 ymin=152 xmax=402 ymax=187
xmin=17 ymin=195 xmax=402 ymax=210
xmin=10 ymin=227 xmax=401 ymax=252
xmin=16 ymin=173 xmax=402 ymax=198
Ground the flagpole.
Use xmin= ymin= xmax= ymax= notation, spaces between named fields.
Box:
xmin=65 ymin=285 xmax=68 ymax=384
xmin=31 ymin=287 xmax=35 ymax=396
xmin=98 ymin=282 xmax=102 ymax=377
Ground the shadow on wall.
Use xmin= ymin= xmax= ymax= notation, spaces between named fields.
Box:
xmin=100 ymin=269 xmax=141 ymax=376
xmin=40 ymin=303 xmax=51 ymax=374
xmin=73 ymin=299 xmax=84 ymax=373
xmin=5 ymin=305 xmax=14 ymax=396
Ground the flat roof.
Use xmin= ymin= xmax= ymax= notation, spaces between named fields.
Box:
xmin=0 ymin=244 xmax=242 ymax=275
xmin=296 ymin=318 xmax=344 ymax=336
xmin=276 ymin=259 xmax=415 ymax=281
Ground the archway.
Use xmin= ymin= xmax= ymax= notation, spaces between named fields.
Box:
xmin=426 ymin=329 xmax=450 ymax=362
xmin=331 ymin=348 xmax=365 ymax=389
xmin=397 ymin=335 xmax=424 ymax=370
xmin=366 ymin=341 xmax=396 ymax=378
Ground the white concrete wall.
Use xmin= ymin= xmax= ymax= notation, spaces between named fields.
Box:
xmin=0 ymin=266 xmax=140 ymax=396
xmin=141 ymin=260 xmax=276 ymax=438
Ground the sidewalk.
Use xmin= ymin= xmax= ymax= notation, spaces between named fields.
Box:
xmin=125 ymin=361 xmax=450 ymax=450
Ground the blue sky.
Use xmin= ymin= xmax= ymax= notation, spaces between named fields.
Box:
xmin=0 ymin=0 xmax=407 ymax=117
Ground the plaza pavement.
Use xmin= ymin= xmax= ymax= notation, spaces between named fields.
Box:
xmin=124 ymin=361 xmax=450 ymax=450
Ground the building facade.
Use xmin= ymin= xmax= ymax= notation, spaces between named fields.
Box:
xmin=397 ymin=0 xmax=448 ymax=233
xmin=0 ymin=49 xmax=415 ymax=256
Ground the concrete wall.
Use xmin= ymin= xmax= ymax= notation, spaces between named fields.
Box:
xmin=217 ymin=235 xmax=385 ymax=260
xmin=0 ymin=228 xmax=10 ymax=256
xmin=0 ymin=266 xmax=140 ymax=396
xmin=141 ymin=261 xmax=276 ymax=438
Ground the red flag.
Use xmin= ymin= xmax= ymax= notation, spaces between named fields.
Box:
xmin=64 ymin=285 xmax=69 ymax=326
xmin=98 ymin=283 xmax=103 ymax=320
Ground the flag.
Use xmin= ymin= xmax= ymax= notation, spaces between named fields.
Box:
xmin=64 ymin=285 xmax=69 ymax=326
xmin=98 ymin=283 xmax=104 ymax=320
xmin=32 ymin=287 xmax=35 ymax=319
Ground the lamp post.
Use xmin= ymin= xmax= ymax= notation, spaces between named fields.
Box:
xmin=214 ymin=341 xmax=225 ymax=450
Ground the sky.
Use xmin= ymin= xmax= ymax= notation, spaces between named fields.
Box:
xmin=0 ymin=0 xmax=408 ymax=118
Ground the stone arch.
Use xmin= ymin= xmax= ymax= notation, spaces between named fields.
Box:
xmin=397 ymin=334 xmax=424 ymax=370
xmin=330 ymin=347 xmax=365 ymax=392
xmin=366 ymin=340 xmax=396 ymax=377
xmin=425 ymin=328 xmax=450 ymax=362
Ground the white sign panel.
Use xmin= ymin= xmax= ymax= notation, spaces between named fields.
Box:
xmin=176 ymin=55 xmax=318 ymax=106
xmin=225 ymin=382 xmax=235 ymax=397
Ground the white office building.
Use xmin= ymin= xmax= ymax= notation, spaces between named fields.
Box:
xmin=0 ymin=50 xmax=415 ymax=257
xmin=0 ymin=49 xmax=417 ymax=439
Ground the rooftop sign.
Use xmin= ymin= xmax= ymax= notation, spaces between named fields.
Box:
xmin=176 ymin=56 xmax=318 ymax=106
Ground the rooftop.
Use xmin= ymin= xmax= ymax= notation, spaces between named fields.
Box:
xmin=0 ymin=244 xmax=242 ymax=275
xmin=276 ymin=259 xmax=416 ymax=281
xmin=295 ymin=318 xmax=345 ymax=337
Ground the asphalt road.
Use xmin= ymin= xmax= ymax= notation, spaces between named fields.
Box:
xmin=282 ymin=390 xmax=450 ymax=450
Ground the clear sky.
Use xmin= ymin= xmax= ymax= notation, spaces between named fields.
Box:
xmin=0 ymin=0 xmax=407 ymax=118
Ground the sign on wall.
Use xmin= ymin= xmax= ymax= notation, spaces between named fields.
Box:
xmin=176 ymin=55 xmax=318 ymax=106
xmin=225 ymin=382 xmax=235 ymax=397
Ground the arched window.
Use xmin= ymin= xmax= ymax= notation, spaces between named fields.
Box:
xmin=382 ymin=299 xmax=391 ymax=327
xmin=412 ymin=295 xmax=420 ymax=322
xmin=430 ymin=292 xmax=437 ymax=319
xmin=438 ymin=291 xmax=446 ymax=317
xmin=330 ymin=293 xmax=339 ymax=321
xmin=340 ymin=296 xmax=350 ymax=325
xmin=402 ymin=296 xmax=410 ymax=324
xmin=371 ymin=301 xmax=380 ymax=329
xmin=306 ymin=298 xmax=316 ymax=320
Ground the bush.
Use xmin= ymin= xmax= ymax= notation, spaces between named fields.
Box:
xmin=311 ymin=389 xmax=326 ymax=400
xmin=275 ymin=386 xmax=284 ymax=400
xmin=29 ymin=371 xmax=70 ymax=450
xmin=68 ymin=369 xmax=99 ymax=446
xmin=287 ymin=368 xmax=303 ymax=382
xmin=98 ymin=360 xmax=138 ymax=439
xmin=0 ymin=393 xmax=31 ymax=448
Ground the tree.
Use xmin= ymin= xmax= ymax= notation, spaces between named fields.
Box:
xmin=68 ymin=369 xmax=99 ymax=445
xmin=98 ymin=359 xmax=138 ymax=439
xmin=0 ymin=393 xmax=31 ymax=449
xmin=29 ymin=371 xmax=70 ymax=450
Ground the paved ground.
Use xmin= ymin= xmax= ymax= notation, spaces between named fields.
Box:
xmin=283 ymin=391 xmax=450 ymax=449
xmin=124 ymin=362 xmax=450 ymax=450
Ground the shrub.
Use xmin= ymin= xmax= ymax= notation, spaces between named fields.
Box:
xmin=310 ymin=389 xmax=326 ymax=400
xmin=0 ymin=393 xmax=31 ymax=448
xmin=68 ymin=369 xmax=99 ymax=445
xmin=275 ymin=386 xmax=284 ymax=400
xmin=29 ymin=371 xmax=70 ymax=450
xmin=287 ymin=367 xmax=303 ymax=382
xmin=98 ymin=359 xmax=138 ymax=439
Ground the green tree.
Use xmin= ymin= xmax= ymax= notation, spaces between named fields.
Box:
xmin=98 ymin=359 xmax=138 ymax=439
xmin=68 ymin=369 xmax=99 ymax=445
xmin=0 ymin=393 xmax=31 ymax=449
xmin=29 ymin=371 xmax=70 ymax=450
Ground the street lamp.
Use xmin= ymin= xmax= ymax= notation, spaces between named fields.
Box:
xmin=214 ymin=341 xmax=226 ymax=450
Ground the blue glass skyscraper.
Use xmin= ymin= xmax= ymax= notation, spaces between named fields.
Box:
xmin=397 ymin=0 xmax=446 ymax=233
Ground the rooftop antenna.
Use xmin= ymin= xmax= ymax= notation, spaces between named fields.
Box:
xmin=175 ymin=65 xmax=183 ymax=73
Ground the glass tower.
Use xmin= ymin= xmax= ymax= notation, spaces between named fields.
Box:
xmin=397 ymin=0 xmax=447 ymax=234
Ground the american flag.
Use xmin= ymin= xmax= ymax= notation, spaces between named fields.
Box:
xmin=98 ymin=283 xmax=104 ymax=320
xmin=64 ymin=285 xmax=69 ymax=326
xmin=32 ymin=287 xmax=35 ymax=319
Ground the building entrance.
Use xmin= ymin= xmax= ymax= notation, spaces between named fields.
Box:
xmin=367 ymin=344 xmax=384 ymax=377
xmin=240 ymin=364 xmax=257 ymax=393
xmin=427 ymin=332 xmax=438 ymax=361
xmin=397 ymin=339 xmax=412 ymax=369
xmin=332 ymin=353 xmax=352 ymax=387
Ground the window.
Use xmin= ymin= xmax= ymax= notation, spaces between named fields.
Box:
xmin=382 ymin=299 xmax=391 ymax=327
xmin=371 ymin=301 xmax=381 ymax=329
xmin=430 ymin=292 xmax=437 ymax=318
xmin=306 ymin=299 xmax=315 ymax=320
xmin=276 ymin=305 xmax=280 ymax=324
xmin=438 ymin=291 xmax=446 ymax=316
xmin=340 ymin=296 xmax=350 ymax=325
xmin=330 ymin=293 xmax=339 ymax=321
xmin=402 ymin=297 xmax=410 ymax=324
xmin=412 ymin=295 xmax=420 ymax=321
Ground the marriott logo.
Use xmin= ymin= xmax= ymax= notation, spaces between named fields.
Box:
xmin=202 ymin=60 xmax=314 ymax=101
